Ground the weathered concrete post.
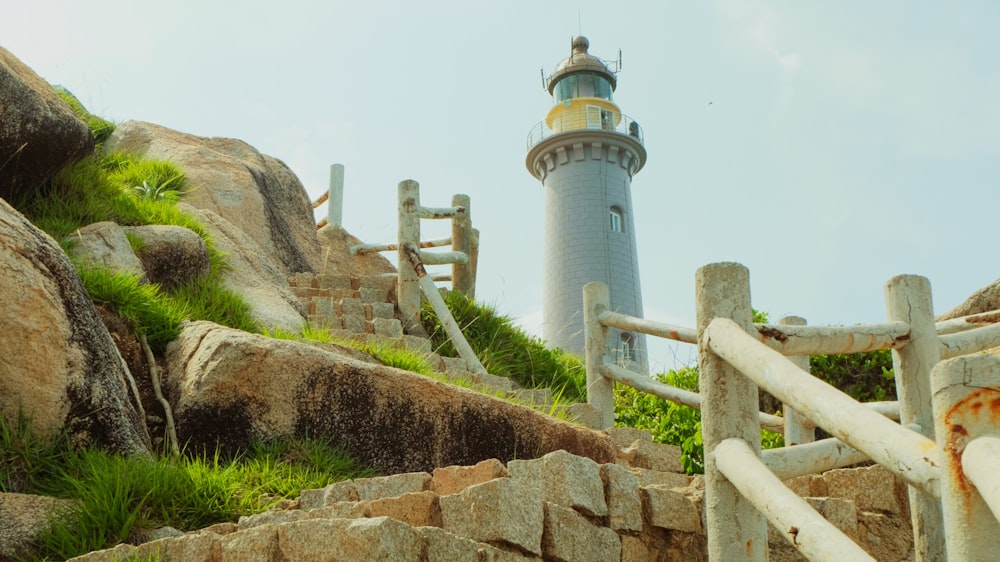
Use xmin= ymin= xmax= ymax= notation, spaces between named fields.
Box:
xmin=931 ymin=355 xmax=1000 ymax=560
xmin=328 ymin=163 xmax=344 ymax=227
xmin=779 ymin=315 xmax=816 ymax=446
xmin=583 ymin=282 xmax=614 ymax=428
xmin=696 ymin=262 xmax=767 ymax=560
xmin=451 ymin=194 xmax=473 ymax=297
xmin=469 ymin=227 xmax=480 ymax=299
xmin=885 ymin=274 xmax=943 ymax=562
xmin=397 ymin=180 xmax=422 ymax=328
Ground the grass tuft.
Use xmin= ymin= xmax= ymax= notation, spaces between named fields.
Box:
xmin=77 ymin=268 xmax=186 ymax=347
xmin=0 ymin=409 xmax=67 ymax=494
xmin=54 ymin=86 xmax=115 ymax=144
xmin=421 ymin=291 xmax=586 ymax=402
xmin=0 ymin=413 xmax=372 ymax=561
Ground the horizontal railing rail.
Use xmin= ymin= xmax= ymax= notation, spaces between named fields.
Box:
xmin=705 ymin=316 xmax=941 ymax=499
xmin=690 ymin=263 xmax=1000 ymax=561
xmin=585 ymin=264 xmax=1000 ymax=560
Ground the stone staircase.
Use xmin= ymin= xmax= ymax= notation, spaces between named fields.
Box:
xmin=66 ymin=428 xmax=912 ymax=561
xmin=286 ymin=272 xmax=600 ymax=428
xmin=68 ymin=430 xmax=703 ymax=561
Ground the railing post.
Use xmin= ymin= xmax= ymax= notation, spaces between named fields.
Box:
xmin=885 ymin=274 xmax=944 ymax=562
xmin=327 ymin=163 xmax=344 ymax=227
xmin=451 ymin=194 xmax=473 ymax=297
xmin=695 ymin=262 xmax=767 ymax=561
xmin=932 ymin=355 xmax=1000 ymax=560
xmin=583 ymin=282 xmax=614 ymax=428
xmin=397 ymin=180 xmax=422 ymax=329
xmin=780 ymin=315 xmax=816 ymax=446
xmin=469 ymin=228 xmax=480 ymax=299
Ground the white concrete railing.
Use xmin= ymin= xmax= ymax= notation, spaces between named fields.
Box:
xmin=697 ymin=263 xmax=1000 ymax=561
xmin=312 ymin=164 xmax=345 ymax=229
xmin=310 ymin=169 xmax=480 ymax=301
xmin=345 ymin=179 xmax=479 ymax=313
xmin=583 ymin=264 xmax=1000 ymax=560
xmin=340 ymin=179 xmax=483 ymax=374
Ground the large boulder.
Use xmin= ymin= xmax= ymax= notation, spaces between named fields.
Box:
xmin=0 ymin=199 xmax=150 ymax=455
xmin=178 ymin=203 xmax=306 ymax=332
xmin=123 ymin=224 xmax=211 ymax=290
xmin=163 ymin=321 xmax=617 ymax=473
xmin=68 ymin=221 xmax=147 ymax=280
xmin=104 ymin=121 xmax=321 ymax=276
xmin=0 ymin=47 xmax=94 ymax=204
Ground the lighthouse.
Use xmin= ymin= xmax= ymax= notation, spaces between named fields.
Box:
xmin=526 ymin=36 xmax=648 ymax=371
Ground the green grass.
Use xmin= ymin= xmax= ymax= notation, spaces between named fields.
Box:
xmin=0 ymin=412 xmax=371 ymax=561
xmin=421 ymin=291 xmax=586 ymax=402
xmin=263 ymin=322 xmax=580 ymax=420
xmin=0 ymin=409 xmax=67 ymax=494
xmin=54 ymin=86 xmax=115 ymax=145
xmin=13 ymin=134 xmax=259 ymax=350
xmin=77 ymin=268 xmax=187 ymax=347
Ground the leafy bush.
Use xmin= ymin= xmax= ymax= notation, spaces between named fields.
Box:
xmin=811 ymin=349 xmax=896 ymax=402
xmin=614 ymin=364 xmax=785 ymax=474
xmin=421 ymin=291 xmax=586 ymax=402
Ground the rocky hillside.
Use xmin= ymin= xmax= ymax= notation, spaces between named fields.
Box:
xmin=0 ymin=45 xmax=952 ymax=560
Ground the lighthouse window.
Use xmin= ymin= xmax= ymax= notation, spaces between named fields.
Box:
xmin=618 ymin=332 xmax=635 ymax=364
xmin=609 ymin=207 xmax=623 ymax=232
xmin=553 ymin=73 xmax=614 ymax=103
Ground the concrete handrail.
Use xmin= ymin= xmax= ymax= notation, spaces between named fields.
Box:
xmin=693 ymin=263 xmax=1000 ymax=561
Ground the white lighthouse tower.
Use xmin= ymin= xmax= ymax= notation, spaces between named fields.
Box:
xmin=526 ymin=36 xmax=648 ymax=371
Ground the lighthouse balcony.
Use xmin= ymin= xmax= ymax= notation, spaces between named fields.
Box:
xmin=527 ymin=110 xmax=644 ymax=150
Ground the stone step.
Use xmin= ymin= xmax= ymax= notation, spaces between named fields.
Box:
xmin=66 ymin=450 xmax=706 ymax=562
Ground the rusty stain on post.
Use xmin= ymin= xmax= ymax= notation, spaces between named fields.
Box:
xmin=931 ymin=355 xmax=1000 ymax=558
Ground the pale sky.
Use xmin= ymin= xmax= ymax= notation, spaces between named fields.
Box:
xmin=5 ymin=1 xmax=999 ymax=372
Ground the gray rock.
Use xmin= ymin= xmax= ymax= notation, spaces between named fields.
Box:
xmin=0 ymin=493 xmax=76 ymax=562
xmin=124 ymin=225 xmax=210 ymax=289
xmin=0 ymin=47 xmax=93 ymax=204
xmin=163 ymin=321 xmax=617 ymax=474
xmin=104 ymin=121 xmax=321 ymax=276
xmin=178 ymin=204 xmax=305 ymax=332
xmin=68 ymin=221 xmax=146 ymax=279
xmin=0 ymin=199 xmax=150 ymax=455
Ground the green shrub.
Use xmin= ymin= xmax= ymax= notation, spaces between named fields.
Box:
xmin=811 ymin=349 xmax=896 ymax=402
xmin=614 ymin=366 xmax=784 ymax=475
xmin=421 ymin=291 xmax=586 ymax=402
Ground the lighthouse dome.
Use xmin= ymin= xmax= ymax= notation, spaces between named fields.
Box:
xmin=546 ymin=36 xmax=617 ymax=99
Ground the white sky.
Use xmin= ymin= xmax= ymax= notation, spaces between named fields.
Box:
xmin=5 ymin=1 xmax=999 ymax=373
